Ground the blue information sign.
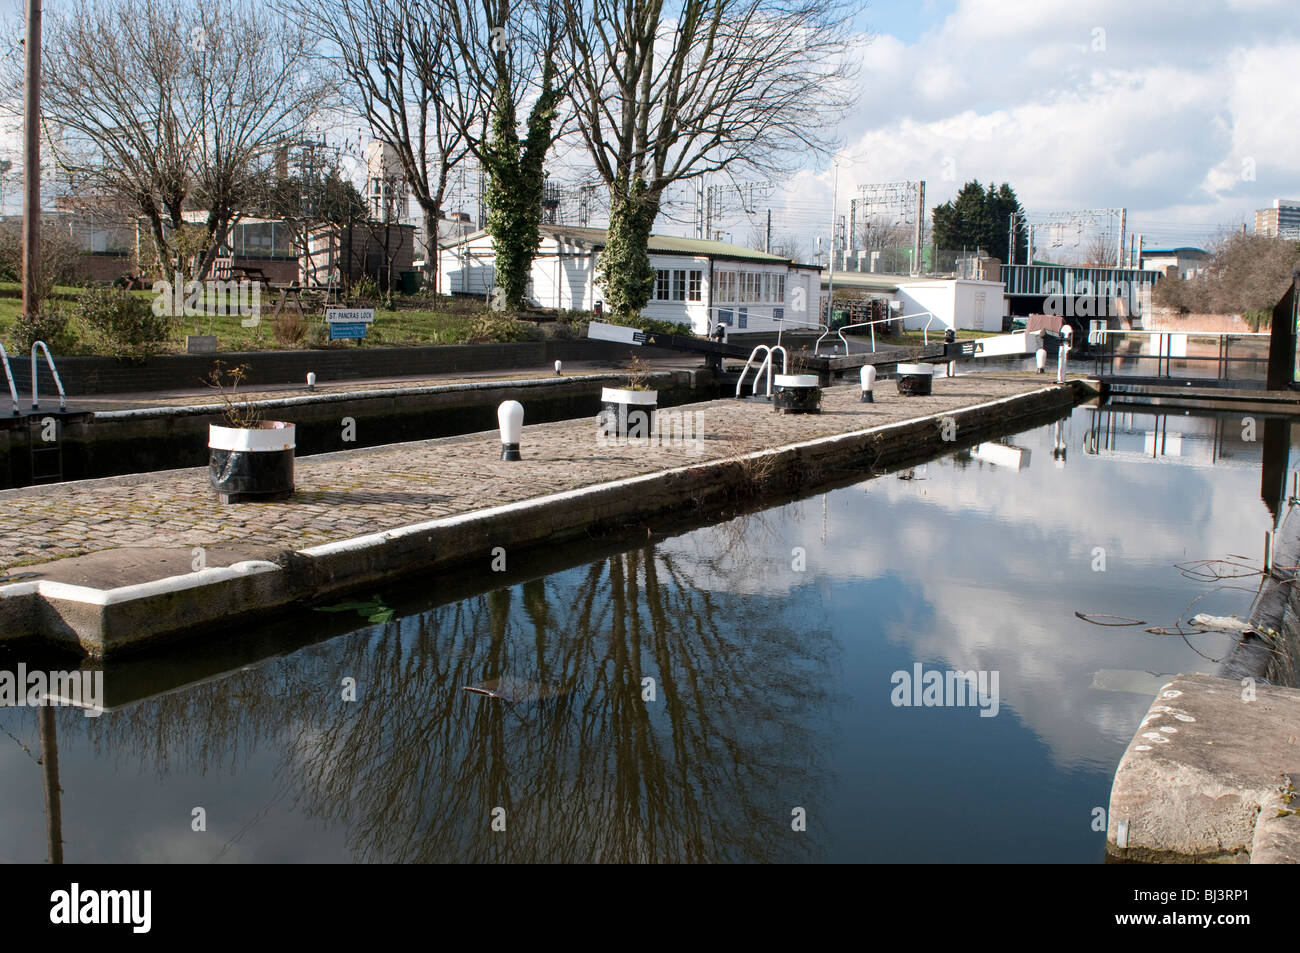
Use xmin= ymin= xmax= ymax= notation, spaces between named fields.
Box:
xmin=329 ymin=322 xmax=368 ymax=339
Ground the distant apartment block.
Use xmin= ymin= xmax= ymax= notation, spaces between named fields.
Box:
xmin=1254 ymin=199 xmax=1300 ymax=239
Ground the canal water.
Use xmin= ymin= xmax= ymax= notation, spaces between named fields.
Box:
xmin=1 ymin=402 xmax=1293 ymax=863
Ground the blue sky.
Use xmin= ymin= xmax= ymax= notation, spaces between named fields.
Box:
xmin=722 ymin=0 xmax=1300 ymax=258
xmin=855 ymin=0 xmax=957 ymax=44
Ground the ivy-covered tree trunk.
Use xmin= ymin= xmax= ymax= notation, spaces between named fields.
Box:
xmin=480 ymin=60 xmax=559 ymax=310
xmin=597 ymin=177 xmax=659 ymax=320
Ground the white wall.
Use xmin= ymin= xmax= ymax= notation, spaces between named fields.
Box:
xmin=897 ymin=281 xmax=956 ymax=331
xmin=442 ymin=238 xmax=811 ymax=335
xmin=439 ymin=235 xmax=496 ymax=296
xmin=707 ymin=260 xmax=808 ymax=335
xmin=896 ymin=279 xmax=1006 ymax=332
xmin=953 ymin=280 xmax=1007 ymax=331
xmin=643 ymin=254 xmax=711 ymax=330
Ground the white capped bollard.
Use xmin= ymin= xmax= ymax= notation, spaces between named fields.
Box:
xmin=1057 ymin=326 xmax=1071 ymax=383
xmin=307 ymin=371 xmax=316 ymax=392
xmin=1035 ymin=348 xmax=1046 ymax=374
xmin=860 ymin=365 xmax=876 ymax=403
xmin=554 ymin=360 xmax=562 ymax=376
xmin=498 ymin=400 xmax=524 ymax=461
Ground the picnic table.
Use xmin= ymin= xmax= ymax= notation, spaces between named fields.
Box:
xmin=230 ymin=265 xmax=270 ymax=288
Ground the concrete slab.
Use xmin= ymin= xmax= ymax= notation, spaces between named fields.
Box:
xmin=1107 ymin=673 xmax=1300 ymax=863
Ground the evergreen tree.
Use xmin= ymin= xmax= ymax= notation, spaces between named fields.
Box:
xmin=932 ymin=181 xmax=1027 ymax=264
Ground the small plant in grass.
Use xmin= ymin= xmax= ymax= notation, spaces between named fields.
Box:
xmin=273 ymin=309 xmax=308 ymax=346
xmin=470 ymin=311 xmax=533 ymax=343
xmin=349 ymin=276 xmax=379 ymax=303
xmin=77 ymin=287 xmax=172 ymax=362
xmin=206 ymin=360 xmax=263 ymax=429
xmin=10 ymin=309 xmax=79 ymax=354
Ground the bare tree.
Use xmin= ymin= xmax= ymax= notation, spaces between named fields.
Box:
xmin=1083 ymin=231 xmax=1117 ymax=267
xmin=855 ymin=219 xmax=912 ymax=253
xmin=557 ymin=0 xmax=864 ymax=319
xmin=293 ymin=0 xmax=487 ymax=291
xmin=441 ymin=0 xmax=567 ymax=309
xmin=29 ymin=0 xmax=331 ymax=282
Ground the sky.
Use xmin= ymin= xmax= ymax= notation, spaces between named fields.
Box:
xmin=738 ymin=0 xmax=1300 ymax=258
xmin=4 ymin=0 xmax=1297 ymax=260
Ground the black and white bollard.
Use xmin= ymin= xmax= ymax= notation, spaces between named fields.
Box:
xmin=860 ymin=365 xmax=876 ymax=403
xmin=498 ymin=400 xmax=523 ymax=461
xmin=307 ymin=371 xmax=316 ymax=392
xmin=1035 ymin=348 xmax=1047 ymax=374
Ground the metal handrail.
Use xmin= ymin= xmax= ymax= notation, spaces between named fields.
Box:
xmin=31 ymin=341 xmax=67 ymax=412
xmin=1093 ymin=329 xmax=1270 ymax=337
xmin=0 ymin=342 xmax=18 ymax=415
xmin=1092 ymin=329 xmax=1270 ymax=382
xmin=735 ymin=344 xmax=788 ymax=398
xmin=831 ymin=316 xmax=896 ymax=355
xmin=775 ymin=317 xmax=825 ymax=350
xmin=921 ymin=314 xmax=939 ymax=344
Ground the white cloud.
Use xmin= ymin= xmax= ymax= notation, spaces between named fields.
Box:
xmin=756 ymin=0 xmax=1300 ymax=250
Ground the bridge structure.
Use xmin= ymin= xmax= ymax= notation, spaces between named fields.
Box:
xmin=1002 ymin=263 xmax=1161 ymax=318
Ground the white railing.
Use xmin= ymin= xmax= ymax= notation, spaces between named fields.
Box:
xmin=31 ymin=341 xmax=67 ymax=412
xmin=707 ymin=305 xmax=823 ymax=344
xmin=0 ymin=342 xmax=18 ymax=416
xmin=736 ymin=345 xmax=788 ymax=398
xmin=822 ymin=316 xmax=902 ymax=355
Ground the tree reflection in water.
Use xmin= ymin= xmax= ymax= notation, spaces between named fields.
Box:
xmin=79 ymin=533 xmax=839 ymax=862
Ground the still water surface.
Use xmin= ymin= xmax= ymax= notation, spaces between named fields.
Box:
xmin=1 ymin=403 xmax=1292 ymax=862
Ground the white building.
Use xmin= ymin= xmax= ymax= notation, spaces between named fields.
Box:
xmin=1138 ymin=247 xmax=1209 ymax=280
xmin=825 ymin=272 xmax=1008 ymax=332
xmin=439 ymin=225 xmax=823 ymax=335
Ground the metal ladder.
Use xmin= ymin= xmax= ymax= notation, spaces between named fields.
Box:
xmin=28 ymin=413 xmax=64 ymax=484
xmin=27 ymin=342 xmax=69 ymax=484
xmin=31 ymin=341 xmax=67 ymax=412
xmin=0 ymin=342 xmax=18 ymax=417
xmin=735 ymin=345 xmax=788 ymax=398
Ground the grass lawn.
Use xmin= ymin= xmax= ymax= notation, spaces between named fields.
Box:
xmin=893 ymin=328 xmax=1003 ymax=344
xmin=0 ymin=279 xmax=554 ymax=354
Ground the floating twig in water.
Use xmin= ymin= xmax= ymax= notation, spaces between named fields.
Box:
xmin=1075 ymin=612 xmax=1146 ymax=626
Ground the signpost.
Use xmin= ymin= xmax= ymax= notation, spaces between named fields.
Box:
xmin=326 ymin=308 xmax=374 ymax=342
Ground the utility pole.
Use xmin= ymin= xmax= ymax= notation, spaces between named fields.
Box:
xmin=1008 ymin=213 xmax=1016 ymax=267
xmin=912 ymin=180 xmax=924 ymax=276
xmin=22 ymin=0 xmax=42 ymax=319
xmin=765 ymin=208 xmax=771 ymax=254
xmin=826 ymin=161 xmax=837 ymax=326
xmin=848 ymin=198 xmax=858 ymax=260
xmin=1116 ymin=208 xmax=1127 ymax=269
